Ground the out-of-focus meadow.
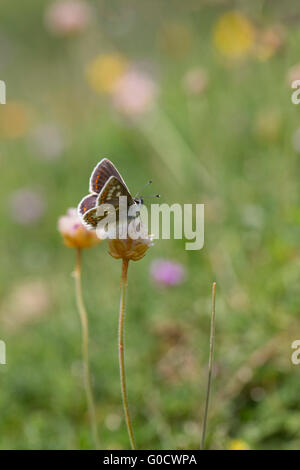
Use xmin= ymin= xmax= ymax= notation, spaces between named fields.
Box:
xmin=0 ymin=0 xmax=300 ymax=450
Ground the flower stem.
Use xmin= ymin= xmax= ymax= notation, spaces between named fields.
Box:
xmin=200 ymin=282 xmax=216 ymax=450
xmin=119 ymin=259 xmax=136 ymax=450
xmin=74 ymin=248 xmax=100 ymax=449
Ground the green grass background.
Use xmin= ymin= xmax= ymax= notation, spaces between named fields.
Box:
xmin=0 ymin=0 xmax=300 ymax=449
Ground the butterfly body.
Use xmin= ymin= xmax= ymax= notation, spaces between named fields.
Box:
xmin=78 ymin=158 xmax=140 ymax=229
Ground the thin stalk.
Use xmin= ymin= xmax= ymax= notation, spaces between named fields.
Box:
xmin=139 ymin=107 xmax=213 ymax=187
xmin=74 ymin=248 xmax=100 ymax=449
xmin=119 ymin=259 xmax=136 ymax=450
xmin=201 ymin=282 xmax=216 ymax=450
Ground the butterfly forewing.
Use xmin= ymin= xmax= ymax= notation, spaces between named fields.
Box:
xmin=97 ymin=176 xmax=134 ymax=207
xmin=89 ymin=158 xmax=130 ymax=194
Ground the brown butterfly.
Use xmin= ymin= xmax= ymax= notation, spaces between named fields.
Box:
xmin=78 ymin=159 xmax=141 ymax=229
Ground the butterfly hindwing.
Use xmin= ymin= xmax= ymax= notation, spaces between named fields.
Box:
xmin=89 ymin=158 xmax=130 ymax=194
xmin=78 ymin=193 xmax=98 ymax=216
xmin=82 ymin=207 xmax=99 ymax=229
xmin=82 ymin=206 xmax=116 ymax=229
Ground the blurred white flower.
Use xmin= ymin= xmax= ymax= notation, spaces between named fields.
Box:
xmin=112 ymin=69 xmax=157 ymax=117
xmin=29 ymin=123 xmax=66 ymax=160
xmin=44 ymin=0 xmax=92 ymax=36
xmin=8 ymin=189 xmax=46 ymax=225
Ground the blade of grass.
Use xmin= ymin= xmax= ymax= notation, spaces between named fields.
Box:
xmin=200 ymin=281 xmax=216 ymax=450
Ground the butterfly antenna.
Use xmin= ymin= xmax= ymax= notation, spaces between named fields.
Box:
xmin=135 ymin=180 xmax=152 ymax=198
xmin=142 ymin=194 xmax=161 ymax=199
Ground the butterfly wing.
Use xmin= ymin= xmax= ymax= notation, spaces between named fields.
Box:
xmin=78 ymin=193 xmax=98 ymax=216
xmin=81 ymin=177 xmax=134 ymax=229
xmin=97 ymin=176 xmax=134 ymax=207
xmin=89 ymin=158 xmax=130 ymax=194
xmin=79 ymin=159 xmax=134 ymax=230
xmin=82 ymin=207 xmax=100 ymax=229
xmin=82 ymin=206 xmax=118 ymax=229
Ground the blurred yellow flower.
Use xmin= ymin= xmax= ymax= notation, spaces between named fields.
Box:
xmin=255 ymin=109 xmax=281 ymax=142
xmin=213 ymin=11 xmax=255 ymax=59
xmin=86 ymin=54 xmax=128 ymax=94
xmin=228 ymin=439 xmax=250 ymax=450
xmin=0 ymin=101 xmax=32 ymax=138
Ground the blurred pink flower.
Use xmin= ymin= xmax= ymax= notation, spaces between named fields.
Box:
xmin=58 ymin=208 xmax=81 ymax=235
xmin=183 ymin=67 xmax=208 ymax=95
xmin=9 ymin=189 xmax=46 ymax=225
xmin=254 ymin=26 xmax=284 ymax=62
xmin=44 ymin=0 xmax=92 ymax=36
xmin=29 ymin=123 xmax=66 ymax=160
xmin=287 ymin=63 xmax=300 ymax=86
xmin=150 ymin=259 xmax=186 ymax=287
xmin=112 ymin=69 xmax=157 ymax=117
xmin=1 ymin=280 xmax=51 ymax=331
xmin=58 ymin=208 xmax=100 ymax=248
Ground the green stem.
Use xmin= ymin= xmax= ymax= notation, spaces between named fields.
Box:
xmin=119 ymin=259 xmax=136 ymax=450
xmin=74 ymin=248 xmax=100 ymax=449
xmin=201 ymin=282 xmax=216 ymax=450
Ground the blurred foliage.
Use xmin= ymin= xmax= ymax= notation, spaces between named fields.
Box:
xmin=0 ymin=0 xmax=300 ymax=450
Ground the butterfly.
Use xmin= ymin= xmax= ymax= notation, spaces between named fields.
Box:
xmin=78 ymin=158 xmax=141 ymax=229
